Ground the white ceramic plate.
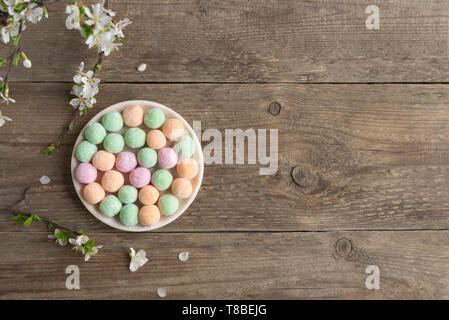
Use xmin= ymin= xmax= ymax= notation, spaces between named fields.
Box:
xmin=71 ymin=100 xmax=204 ymax=232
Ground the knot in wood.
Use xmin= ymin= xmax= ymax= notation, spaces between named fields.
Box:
xmin=291 ymin=165 xmax=314 ymax=188
xmin=267 ymin=102 xmax=281 ymax=115
xmin=335 ymin=238 xmax=353 ymax=257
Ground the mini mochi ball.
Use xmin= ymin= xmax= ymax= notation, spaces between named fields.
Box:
xmin=158 ymin=194 xmax=179 ymax=216
xmin=103 ymin=133 xmax=125 ymax=153
xmin=122 ymin=104 xmax=144 ymax=127
xmin=151 ymin=169 xmax=173 ymax=191
xmin=92 ymin=150 xmax=115 ymax=171
xmin=146 ymin=129 xmax=166 ymax=150
xmin=158 ymin=147 xmax=177 ymax=169
xmin=139 ymin=205 xmax=161 ymax=226
xmin=176 ymin=158 xmax=199 ymax=179
xmin=144 ymin=108 xmax=165 ymax=129
xmin=82 ymin=182 xmax=105 ymax=205
xmin=129 ymin=167 xmax=151 ymax=188
xmin=75 ymin=140 xmax=98 ymax=162
xmin=124 ymin=127 xmax=146 ymax=149
xmin=75 ymin=163 xmax=97 ymax=184
xmin=118 ymin=185 xmax=138 ymax=204
xmin=102 ymin=111 xmax=123 ymax=132
xmin=171 ymin=178 xmax=193 ymax=199
xmin=120 ymin=204 xmax=139 ymax=226
xmin=99 ymin=195 xmax=122 ymax=217
xmin=174 ymin=135 xmax=195 ymax=159
xmin=138 ymin=185 xmax=159 ymax=205
xmin=115 ymin=151 xmax=137 ymax=173
xmin=101 ymin=170 xmax=124 ymax=192
xmin=137 ymin=147 xmax=157 ymax=168
xmin=84 ymin=122 xmax=107 ymax=145
xmin=162 ymin=118 xmax=184 ymax=141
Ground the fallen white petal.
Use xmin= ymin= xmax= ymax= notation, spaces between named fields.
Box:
xmin=157 ymin=288 xmax=167 ymax=298
xmin=137 ymin=63 xmax=147 ymax=72
xmin=178 ymin=251 xmax=189 ymax=262
xmin=39 ymin=175 xmax=51 ymax=185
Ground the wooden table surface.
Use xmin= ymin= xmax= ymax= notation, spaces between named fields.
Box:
xmin=1 ymin=0 xmax=449 ymax=299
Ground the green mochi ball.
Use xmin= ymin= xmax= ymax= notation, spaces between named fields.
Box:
xmin=102 ymin=111 xmax=124 ymax=132
xmin=137 ymin=147 xmax=157 ymax=168
xmin=99 ymin=195 xmax=122 ymax=217
xmin=119 ymin=204 xmax=139 ymax=226
xmin=158 ymin=194 xmax=179 ymax=216
xmin=75 ymin=140 xmax=98 ymax=162
xmin=118 ymin=185 xmax=138 ymax=204
xmin=85 ymin=122 xmax=107 ymax=145
xmin=174 ymin=135 xmax=195 ymax=159
xmin=144 ymin=108 xmax=165 ymax=129
xmin=103 ymin=133 xmax=125 ymax=153
xmin=124 ymin=127 xmax=146 ymax=149
xmin=152 ymin=169 xmax=173 ymax=191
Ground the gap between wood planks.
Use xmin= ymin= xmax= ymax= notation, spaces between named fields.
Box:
xmin=7 ymin=81 xmax=449 ymax=85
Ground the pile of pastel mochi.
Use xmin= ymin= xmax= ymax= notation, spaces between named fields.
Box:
xmin=74 ymin=104 xmax=199 ymax=228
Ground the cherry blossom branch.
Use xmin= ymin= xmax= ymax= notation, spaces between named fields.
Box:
xmin=6 ymin=186 xmax=102 ymax=260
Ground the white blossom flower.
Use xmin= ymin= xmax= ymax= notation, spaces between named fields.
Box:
xmin=84 ymin=3 xmax=112 ymax=32
xmin=65 ymin=4 xmax=81 ymax=30
xmin=1 ymin=20 xmax=22 ymax=44
xmin=21 ymin=3 xmax=44 ymax=24
xmin=0 ymin=110 xmax=12 ymax=128
xmin=69 ymin=235 xmax=89 ymax=247
xmin=113 ymin=18 xmax=131 ymax=38
xmin=84 ymin=244 xmax=102 ymax=261
xmin=73 ymin=61 xmax=85 ymax=83
xmin=48 ymin=228 xmax=66 ymax=246
xmin=0 ymin=91 xmax=15 ymax=104
xmin=129 ymin=248 xmax=148 ymax=272
xmin=4 ymin=0 xmax=21 ymax=21
xmin=80 ymin=70 xmax=100 ymax=97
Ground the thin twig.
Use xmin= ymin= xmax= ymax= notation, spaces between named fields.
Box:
xmin=6 ymin=186 xmax=81 ymax=236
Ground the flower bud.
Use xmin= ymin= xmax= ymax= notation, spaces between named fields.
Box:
xmin=23 ymin=59 xmax=32 ymax=68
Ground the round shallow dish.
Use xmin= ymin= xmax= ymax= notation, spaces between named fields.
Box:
xmin=71 ymin=100 xmax=204 ymax=232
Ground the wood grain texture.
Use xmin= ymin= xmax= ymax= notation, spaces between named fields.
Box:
xmin=1 ymin=83 xmax=449 ymax=231
xmin=0 ymin=231 xmax=447 ymax=299
xmin=1 ymin=0 xmax=449 ymax=83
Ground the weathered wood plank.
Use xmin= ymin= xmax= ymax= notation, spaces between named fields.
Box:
xmin=0 ymin=231 xmax=447 ymax=299
xmin=1 ymin=83 xmax=449 ymax=231
xmin=1 ymin=0 xmax=449 ymax=83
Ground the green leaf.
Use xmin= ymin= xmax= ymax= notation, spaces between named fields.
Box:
xmin=23 ymin=217 xmax=33 ymax=227
xmin=78 ymin=229 xmax=85 ymax=235
xmin=0 ymin=59 xmax=5 ymax=67
xmin=68 ymin=120 xmax=75 ymax=131
xmin=96 ymin=64 xmax=102 ymax=72
xmin=12 ymin=53 xmax=19 ymax=67
xmin=45 ymin=144 xmax=55 ymax=156
xmin=13 ymin=35 xmax=20 ymax=47
xmin=9 ymin=216 xmax=20 ymax=221
xmin=47 ymin=222 xmax=54 ymax=230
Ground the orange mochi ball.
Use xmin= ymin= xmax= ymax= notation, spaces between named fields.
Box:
xmin=171 ymin=178 xmax=193 ymax=199
xmin=146 ymin=129 xmax=166 ymax=150
xmin=139 ymin=205 xmax=161 ymax=226
xmin=162 ymin=118 xmax=184 ymax=141
xmin=176 ymin=158 xmax=199 ymax=179
xmin=122 ymin=104 xmax=144 ymax=127
xmin=92 ymin=150 xmax=115 ymax=171
xmin=138 ymin=185 xmax=159 ymax=205
xmin=83 ymin=182 xmax=105 ymax=204
xmin=101 ymin=170 xmax=124 ymax=192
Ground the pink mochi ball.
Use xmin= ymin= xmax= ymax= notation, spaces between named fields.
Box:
xmin=115 ymin=152 xmax=137 ymax=173
xmin=75 ymin=163 xmax=97 ymax=184
xmin=158 ymin=147 xmax=177 ymax=169
xmin=129 ymin=167 xmax=151 ymax=188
